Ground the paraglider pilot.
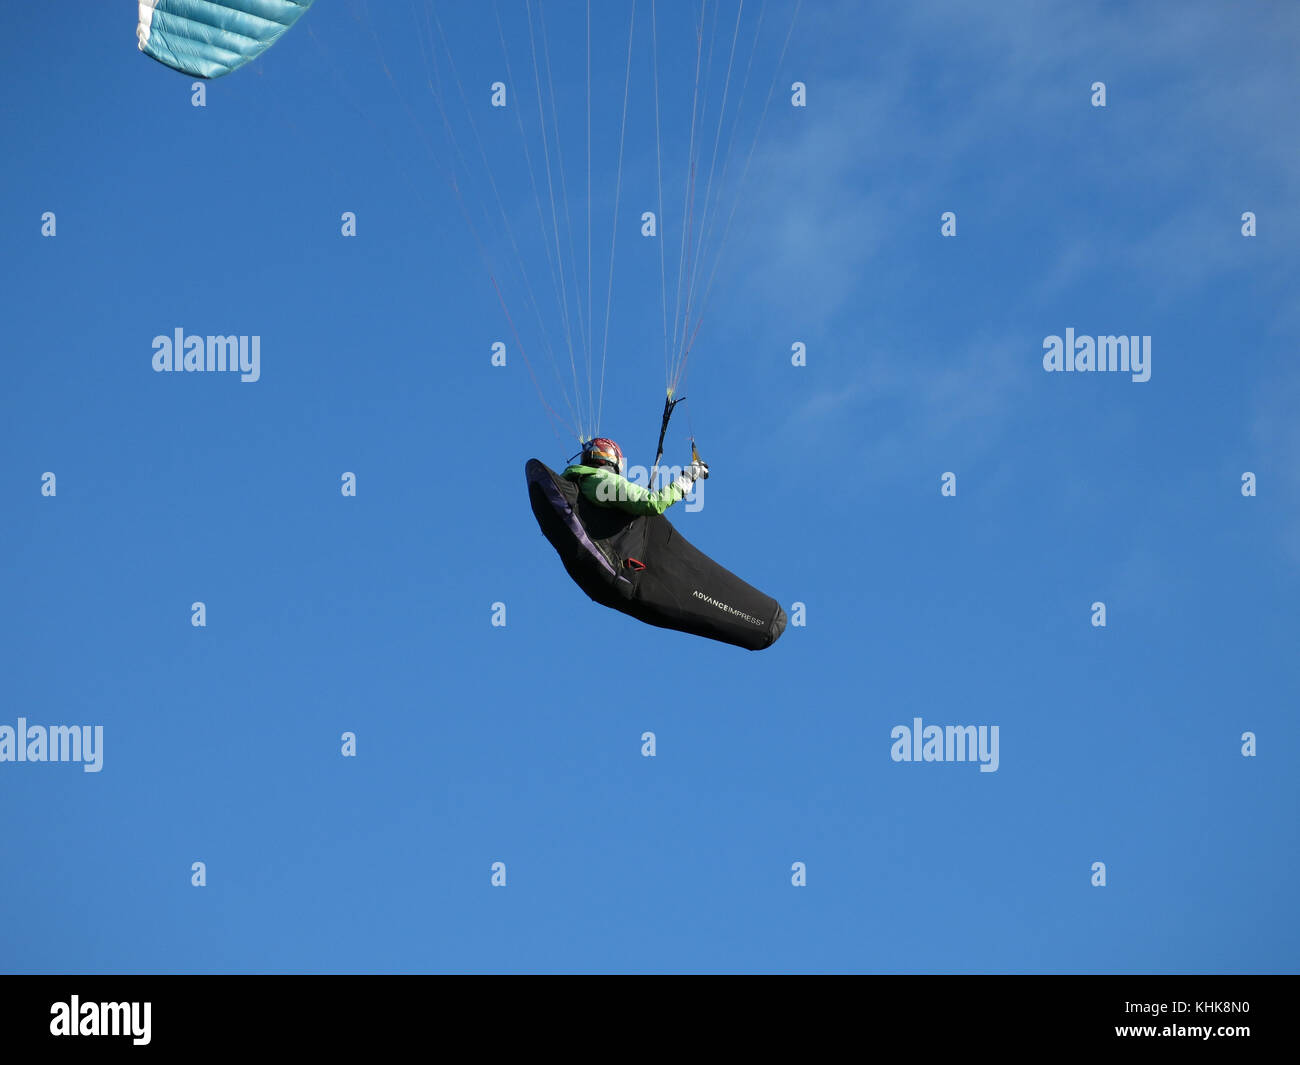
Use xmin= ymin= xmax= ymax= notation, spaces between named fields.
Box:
xmin=564 ymin=438 xmax=708 ymax=516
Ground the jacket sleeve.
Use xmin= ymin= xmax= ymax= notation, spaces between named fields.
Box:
xmin=577 ymin=469 xmax=685 ymax=516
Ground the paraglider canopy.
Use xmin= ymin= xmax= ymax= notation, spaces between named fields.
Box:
xmin=137 ymin=0 xmax=315 ymax=79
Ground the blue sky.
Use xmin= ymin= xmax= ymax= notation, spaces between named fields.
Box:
xmin=2 ymin=0 xmax=1297 ymax=974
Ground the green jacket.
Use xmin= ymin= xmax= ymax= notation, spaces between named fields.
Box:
xmin=563 ymin=464 xmax=686 ymax=516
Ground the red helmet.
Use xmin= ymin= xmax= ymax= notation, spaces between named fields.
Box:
xmin=583 ymin=437 xmax=625 ymax=477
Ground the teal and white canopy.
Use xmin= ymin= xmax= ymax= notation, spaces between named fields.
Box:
xmin=137 ymin=0 xmax=315 ymax=78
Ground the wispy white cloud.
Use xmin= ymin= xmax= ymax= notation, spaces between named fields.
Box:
xmin=716 ymin=0 xmax=1299 ymax=504
xmin=1250 ymin=365 xmax=1300 ymax=566
xmin=733 ymin=0 xmax=1300 ymax=309
xmin=785 ymin=327 xmax=1032 ymax=482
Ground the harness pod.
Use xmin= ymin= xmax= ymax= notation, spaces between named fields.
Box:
xmin=525 ymin=460 xmax=786 ymax=651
